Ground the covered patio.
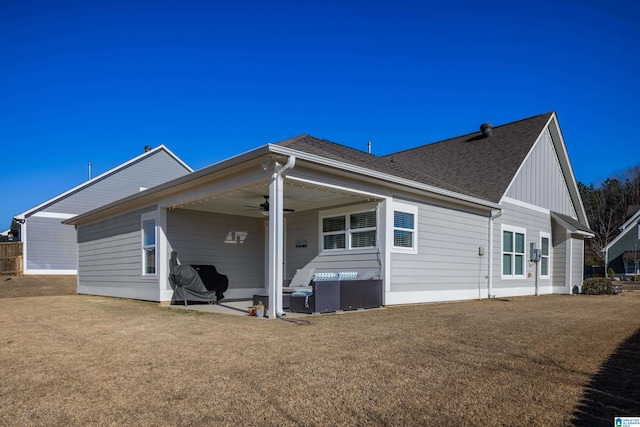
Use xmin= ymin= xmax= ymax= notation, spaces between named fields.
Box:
xmin=158 ymin=151 xmax=388 ymax=318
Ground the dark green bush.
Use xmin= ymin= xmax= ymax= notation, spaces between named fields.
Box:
xmin=582 ymin=278 xmax=613 ymax=295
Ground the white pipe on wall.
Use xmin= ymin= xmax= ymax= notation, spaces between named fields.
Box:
xmin=267 ymin=155 xmax=296 ymax=319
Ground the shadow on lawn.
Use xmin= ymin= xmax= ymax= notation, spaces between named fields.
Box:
xmin=571 ymin=328 xmax=640 ymax=426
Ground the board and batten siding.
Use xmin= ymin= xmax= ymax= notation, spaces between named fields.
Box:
xmin=388 ymin=200 xmax=489 ymax=301
xmin=492 ymin=201 xmax=553 ymax=295
xmin=77 ymin=206 xmax=159 ymax=301
xmin=26 ymin=216 xmax=77 ymax=270
xmin=167 ymin=209 xmax=264 ymax=291
xmin=505 ymin=128 xmax=577 ymax=218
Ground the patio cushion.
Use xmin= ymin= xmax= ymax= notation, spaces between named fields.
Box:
xmin=313 ymin=272 xmax=338 ymax=281
xmin=337 ymin=271 xmax=358 ymax=281
xmin=289 ymin=268 xmax=316 ymax=287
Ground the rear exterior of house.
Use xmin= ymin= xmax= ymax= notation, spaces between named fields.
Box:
xmin=65 ymin=112 xmax=592 ymax=311
xmin=11 ymin=146 xmax=192 ymax=275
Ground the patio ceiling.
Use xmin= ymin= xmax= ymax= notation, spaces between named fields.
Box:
xmin=165 ymin=178 xmax=382 ymax=218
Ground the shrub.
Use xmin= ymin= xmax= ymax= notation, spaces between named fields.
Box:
xmin=608 ymin=268 xmax=616 ymax=279
xmin=635 ymin=274 xmax=640 ymax=283
xmin=583 ymin=278 xmax=613 ymax=295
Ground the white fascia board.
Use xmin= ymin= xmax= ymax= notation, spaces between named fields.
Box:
xmin=15 ymin=145 xmax=191 ymax=221
xmin=157 ymin=145 xmax=194 ymax=173
xmin=545 ymin=114 xmax=590 ymax=226
xmin=501 ymin=197 xmax=550 ymax=214
xmin=268 ymin=145 xmax=500 ymax=210
xmin=499 ymin=112 xmax=589 ymax=227
xmin=64 ymin=145 xmax=272 ymax=226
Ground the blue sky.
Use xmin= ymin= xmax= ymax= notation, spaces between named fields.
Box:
xmin=1 ymin=0 xmax=638 ymax=228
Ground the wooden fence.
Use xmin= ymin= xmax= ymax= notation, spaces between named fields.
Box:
xmin=0 ymin=242 xmax=23 ymax=275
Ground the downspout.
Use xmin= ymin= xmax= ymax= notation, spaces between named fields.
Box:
xmin=487 ymin=209 xmax=503 ymax=299
xmin=268 ymin=155 xmax=296 ymax=319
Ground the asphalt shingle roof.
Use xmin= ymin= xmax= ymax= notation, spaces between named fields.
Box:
xmin=275 ymin=112 xmax=554 ymax=203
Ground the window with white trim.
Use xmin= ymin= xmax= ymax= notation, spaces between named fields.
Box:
xmin=540 ymin=232 xmax=550 ymax=278
xmin=141 ymin=213 xmax=157 ymax=275
xmin=394 ymin=211 xmax=415 ymax=248
xmin=502 ymin=226 xmax=526 ymax=278
xmin=321 ymin=209 xmax=376 ymax=251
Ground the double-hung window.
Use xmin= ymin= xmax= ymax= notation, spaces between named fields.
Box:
xmin=141 ymin=212 xmax=157 ymax=276
xmin=502 ymin=226 xmax=526 ymax=278
xmin=540 ymin=232 xmax=550 ymax=278
xmin=321 ymin=209 xmax=376 ymax=251
xmin=392 ymin=202 xmax=418 ymax=253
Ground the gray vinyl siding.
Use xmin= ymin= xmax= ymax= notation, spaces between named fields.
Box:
xmin=41 ymin=150 xmax=190 ymax=215
xmin=77 ymin=206 xmax=158 ymax=299
xmin=25 ymin=149 xmax=190 ymax=273
xmin=285 ymin=203 xmax=382 ymax=278
xmin=505 ymin=128 xmax=577 ymax=218
xmin=285 ymin=210 xmax=319 ymax=278
xmin=167 ymin=209 xmax=264 ymax=290
xmin=390 ymin=200 xmax=489 ymax=292
xmin=492 ymin=201 xmax=552 ymax=291
xmin=571 ymin=238 xmax=584 ymax=285
xmin=26 ymin=216 xmax=77 ymax=270
xmin=552 ymin=221 xmax=568 ymax=286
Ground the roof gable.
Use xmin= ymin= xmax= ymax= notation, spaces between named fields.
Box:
xmin=605 ymin=209 xmax=640 ymax=251
xmin=12 ymin=145 xmax=192 ymax=221
xmin=380 ymin=113 xmax=553 ymax=203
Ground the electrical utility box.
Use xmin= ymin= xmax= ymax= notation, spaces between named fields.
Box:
xmin=529 ymin=243 xmax=542 ymax=262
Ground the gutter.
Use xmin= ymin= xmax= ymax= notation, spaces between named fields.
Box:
xmin=268 ymin=145 xmax=500 ymax=211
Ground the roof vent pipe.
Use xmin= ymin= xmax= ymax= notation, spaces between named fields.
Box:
xmin=368 ymin=141 xmax=372 ymax=154
xmin=480 ymin=123 xmax=493 ymax=138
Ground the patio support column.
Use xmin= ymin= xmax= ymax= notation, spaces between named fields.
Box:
xmin=267 ymin=156 xmax=296 ymax=319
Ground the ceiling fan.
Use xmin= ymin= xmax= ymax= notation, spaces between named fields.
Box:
xmin=245 ymin=195 xmax=295 ymax=213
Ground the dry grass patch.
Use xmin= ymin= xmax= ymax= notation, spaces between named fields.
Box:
xmin=0 ymin=291 xmax=638 ymax=426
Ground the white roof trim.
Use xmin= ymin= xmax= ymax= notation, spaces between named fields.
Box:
xmin=499 ymin=112 xmax=589 ymax=227
xmin=604 ymin=209 xmax=640 ymax=251
xmin=65 ymin=139 xmax=502 ymax=227
xmin=13 ymin=145 xmax=192 ymax=221
xmin=268 ymin=145 xmax=500 ymax=210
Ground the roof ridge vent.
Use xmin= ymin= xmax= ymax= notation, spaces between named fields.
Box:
xmin=480 ymin=123 xmax=493 ymax=138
